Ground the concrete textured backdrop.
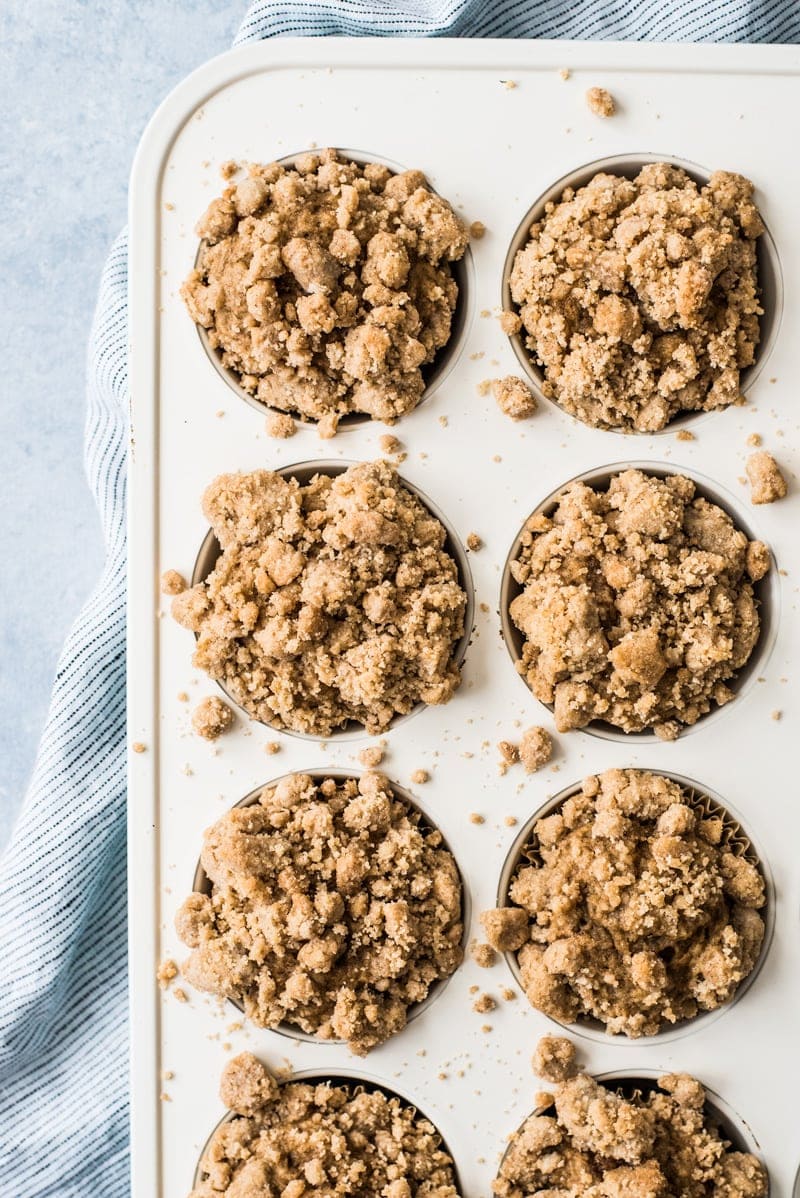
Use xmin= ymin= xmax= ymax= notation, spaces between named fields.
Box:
xmin=0 ymin=0 xmax=247 ymax=851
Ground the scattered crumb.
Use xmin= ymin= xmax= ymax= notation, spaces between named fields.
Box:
xmin=132 ymin=742 xmax=146 ymax=754
xmin=438 ymin=415 xmax=448 ymax=428
xmin=265 ymin=411 xmax=296 ymax=439
xmin=746 ymin=432 xmax=762 ymax=447
xmin=317 ymin=411 xmax=339 ymax=440
xmin=504 ymin=816 xmax=518 ymax=827
xmin=215 ymin=409 xmax=225 ymax=418
xmin=470 ymin=941 xmax=497 ymax=969
xmin=771 ymin=710 xmax=782 ymax=721
xmin=358 ymin=744 xmax=384 ymax=768
xmin=265 ymin=741 xmax=281 ymax=754
xmin=411 ymin=768 xmax=429 ymax=785
xmin=379 ymin=434 xmax=402 ymax=455
xmin=473 ymin=993 xmax=496 ymax=1014
xmin=498 ymin=740 xmax=520 ymax=766
xmin=469 ymin=812 xmax=485 ymax=825
xmin=164 ymin=201 xmax=175 ymax=212
xmin=492 ymin=375 xmax=537 ymax=420
xmin=746 ymin=450 xmax=787 ymax=504
xmin=586 ymin=86 xmax=616 ymax=117
xmin=675 ymin=429 xmax=695 ymax=442
xmin=219 ymin=1053 xmax=279 ymax=1115
xmin=502 ymin=79 xmax=517 ymax=90
xmin=161 ymin=569 xmax=187 ymax=596
xmin=501 ymin=987 xmax=516 ymax=1001
xmin=192 ymin=695 xmax=235 ymax=741
xmin=477 ymin=379 xmax=492 ymax=397
xmin=173 ymin=987 xmax=189 ymax=1003
xmin=160 ymin=1092 xmax=172 ymax=1102
xmin=470 ymin=351 xmax=485 ymax=361
xmin=481 ymin=1023 xmax=493 ymax=1033
xmin=156 ymin=959 xmax=178 ymax=990
xmin=470 ymin=220 xmax=487 ymax=239
xmin=479 ymin=602 xmax=490 ymax=614
xmin=533 ymin=1035 xmax=578 ymax=1084
xmin=480 ymin=906 xmax=529 ymax=952
xmin=499 ymin=310 xmax=522 ymax=336
xmin=161 ymin=1069 xmax=175 ymax=1081
xmin=519 ymin=726 xmax=553 ymax=773
xmin=220 ymin=160 xmax=237 ymax=179
xmin=466 ymin=532 xmax=482 ymax=551
xmin=480 ymin=308 xmax=491 ymax=318
xmin=177 ymin=691 xmax=189 ymax=703
xmin=558 ymin=67 xmax=570 ymax=80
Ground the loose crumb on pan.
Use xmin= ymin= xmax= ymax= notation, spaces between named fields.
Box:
xmin=506 ymin=769 xmax=767 ymax=1037
xmin=495 ymin=1046 xmax=768 ymax=1197
xmin=466 ymin=532 xmax=483 ymax=551
xmin=492 ymin=375 xmax=537 ymax=420
xmin=173 ymin=987 xmax=189 ymax=1003
xmin=532 ymin=1035 xmax=578 ymax=1084
xmin=192 ymin=1053 xmax=461 ymax=1198
xmin=156 ymin=959 xmax=178 ymax=990
xmin=175 ymin=772 xmax=463 ymax=1055
xmin=379 ymin=433 xmax=402 ymax=455
xmin=358 ymin=744 xmax=384 ymax=768
xmin=499 ymin=310 xmax=523 ymax=335
xmin=676 ymin=428 xmax=695 ymax=441
xmin=470 ymin=940 xmax=497 ymax=968
xmin=411 ymin=768 xmax=430 ymax=785
xmin=518 ymin=726 xmax=552 ymax=773
xmin=132 ymin=741 xmax=146 ymax=754
xmin=771 ymin=709 xmax=782 ymax=721
xmin=265 ymin=740 xmax=281 ymax=754
xmin=558 ymin=67 xmax=571 ymax=80
xmin=473 ymin=992 xmax=496 ymax=1013
xmin=498 ymin=740 xmax=520 ymax=766
xmin=746 ymin=432 xmax=762 ymax=447
xmin=509 ymin=469 xmax=771 ymax=737
xmin=171 ymin=462 xmax=468 ymax=736
xmin=501 ymin=986 xmax=516 ymax=1001
xmin=161 ymin=569 xmax=187 ymax=595
xmin=480 ymin=906 xmax=529 ymax=953
xmin=470 ymin=219 xmax=487 ymax=239
xmin=508 ymin=164 xmax=765 ymax=431
xmin=469 ymin=812 xmax=485 ymax=825
xmin=182 ymin=149 xmax=469 ymax=428
xmin=265 ymin=411 xmax=296 ymax=439
xmin=192 ymin=695 xmax=235 ymax=741
xmin=477 ymin=379 xmax=492 ymax=397
xmin=585 ymin=85 xmax=616 ymax=116
xmin=746 ymin=450 xmax=787 ymax=504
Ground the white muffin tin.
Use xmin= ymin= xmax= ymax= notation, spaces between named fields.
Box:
xmin=128 ymin=38 xmax=800 ymax=1198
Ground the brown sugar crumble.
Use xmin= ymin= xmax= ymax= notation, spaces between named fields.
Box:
xmin=132 ymin=742 xmax=146 ymax=754
xmin=171 ymin=462 xmax=468 ymax=736
xmin=379 ymin=433 xmax=402 ymax=455
xmin=156 ymin=959 xmax=178 ymax=990
xmin=585 ymin=85 xmax=616 ymax=117
xmin=746 ymin=449 xmax=787 ymax=504
xmin=470 ymin=941 xmax=497 ymax=969
xmin=746 ymin=432 xmax=762 ymax=447
xmin=473 ymin=992 xmax=496 ymax=1013
xmin=411 ymin=768 xmax=430 ymax=785
xmin=469 ymin=812 xmax=485 ymax=825
xmin=192 ymin=695 xmax=235 ymax=741
xmin=495 ymin=1046 xmax=768 ymax=1197
xmin=182 ymin=149 xmax=469 ymax=428
xmin=518 ymin=726 xmax=552 ymax=773
xmin=265 ymin=740 xmax=281 ymax=754
xmin=175 ymin=772 xmax=463 ymax=1055
xmin=492 ymin=375 xmax=537 ymax=420
xmin=480 ymin=907 xmax=529 ymax=953
xmin=499 ymin=310 xmax=522 ymax=336
xmin=173 ymin=987 xmax=189 ymax=1003
xmin=505 ymin=769 xmax=766 ymax=1037
xmin=466 ymin=532 xmax=482 ymax=551
xmin=265 ymin=410 xmax=296 ymax=439
xmin=509 ymin=469 xmax=770 ymax=737
xmin=532 ymin=1035 xmax=578 ymax=1084
xmin=161 ymin=569 xmax=187 ymax=596
xmin=193 ymin=1054 xmax=460 ymax=1198
xmin=508 ymin=164 xmax=765 ymax=431
xmin=676 ymin=428 xmax=695 ymax=441
xmin=470 ymin=219 xmax=487 ymax=239
xmin=358 ymin=744 xmax=384 ymax=768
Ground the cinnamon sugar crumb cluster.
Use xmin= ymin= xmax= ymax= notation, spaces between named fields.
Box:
xmin=171 ymin=461 xmax=468 ymax=736
xmin=508 ymin=164 xmax=764 ymax=431
xmin=175 ymin=772 xmax=463 ymax=1055
xmin=192 ymin=695 xmax=234 ymax=740
xmin=746 ymin=450 xmax=787 ymax=504
xmin=192 ymin=1053 xmax=460 ymax=1198
xmin=182 ymin=149 xmax=469 ymax=429
xmin=502 ymin=769 xmax=766 ymax=1037
xmin=496 ymin=1041 xmax=767 ymax=1197
xmin=492 ymin=375 xmax=537 ymax=420
xmin=585 ymin=86 xmax=616 ymax=117
xmin=509 ymin=469 xmax=770 ymax=738
xmin=500 ymin=1080 xmax=764 ymax=1198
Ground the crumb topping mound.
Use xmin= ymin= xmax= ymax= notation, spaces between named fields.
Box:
xmin=192 ymin=1060 xmax=461 ymax=1198
xmin=494 ymin=1066 xmax=768 ymax=1198
xmin=509 ymin=469 xmax=770 ymax=738
xmin=171 ymin=461 xmax=468 ymax=736
xmin=508 ymin=164 xmax=764 ymax=431
xmin=507 ymin=769 xmax=766 ymax=1037
xmin=175 ymin=772 xmax=464 ymax=1055
xmin=182 ymin=149 xmax=469 ymax=426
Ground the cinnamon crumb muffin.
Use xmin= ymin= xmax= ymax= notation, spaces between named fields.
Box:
xmin=192 ymin=1053 xmax=461 ymax=1197
xmin=508 ymin=163 xmax=765 ymax=431
xmin=182 ymin=149 xmax=469 ymax=428
xmin=495 ymin=1052 xmax=768 ymax=1197
xmin=171 ymin=460 xmax=469 ymax=736
xmin=175 ymin=772 xmax=464 ymax=1055
xmin=507 ymin=468 xmax=770 ymax=739
xmin=500 ymin=769 xmax=766 ymax=1037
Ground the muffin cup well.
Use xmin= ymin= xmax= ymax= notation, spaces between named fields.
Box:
xmin=500 ymin=152 xmax=783 ymax=434
xmin=497 ymin=1070 xmax=766 ymax=1186
xmin=190 ymin=768 xmax=470 ymax=1044
xmin=499 ymin=460 xmax=779 ymax=744
xmin=193 ymin=148 xmax=474 ymax=426
xmin=495 ymin=770 xmax=774 ymax=1046
xmin=194 ymin=1068 xmax=464 ymax=1194
xmin=191 ymin=458 xmax=475 ymax=740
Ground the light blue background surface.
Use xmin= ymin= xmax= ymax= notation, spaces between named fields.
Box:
xmin=0 ymin=1 xmax=246 ymax=851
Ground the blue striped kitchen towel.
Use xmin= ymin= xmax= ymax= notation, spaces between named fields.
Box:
xmin=1 ymin=3 xmax=799 ymax=1196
